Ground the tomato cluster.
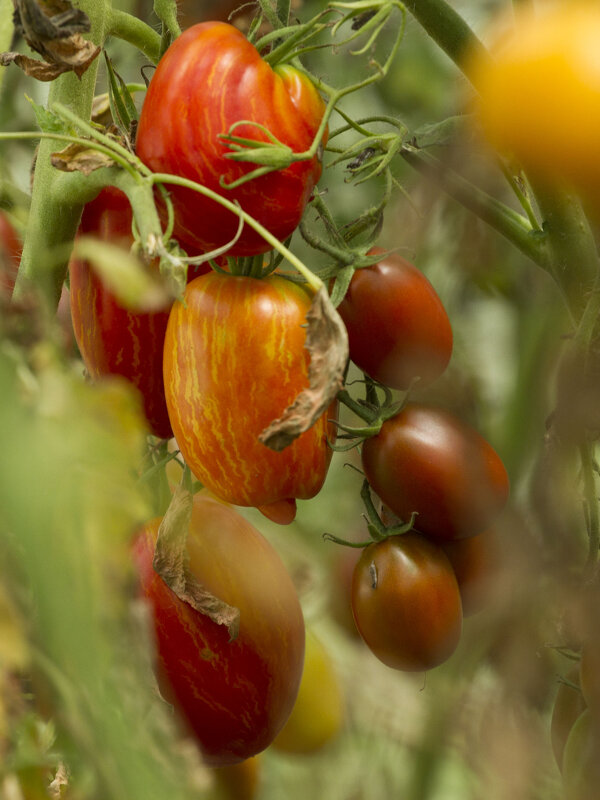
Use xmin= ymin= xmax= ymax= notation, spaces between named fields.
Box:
xmin=334 ymin=250 xmax=509 ymax=671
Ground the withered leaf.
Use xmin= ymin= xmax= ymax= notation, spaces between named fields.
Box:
xmin=259 ymin=286 xmax=349 ymax=451
xmin=0 ymin=51 xmax=69 ymax=81
xmin=51 ymin=142 xmax=115 ymax=175
xmin=4 ymin=0 xmax=100 ymax=80
xmin=153 ymin=486 xmax=240 ymax=641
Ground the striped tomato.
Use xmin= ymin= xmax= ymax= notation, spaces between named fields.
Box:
xmin=69 ymin=187 xmax=207 ymax=439
xmin=163 ymin=272 xmax=336 ymax=520
xmin=132 ymin=493 xmax=305 ymax=766
xmin=135 ymin=21 xmax=327 ymax=256
xmin=0 ymin=210 xmax=22 ymax=296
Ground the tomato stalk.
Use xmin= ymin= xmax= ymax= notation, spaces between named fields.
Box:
xmin=13 ymin=0 xmax=110 ymax=309
xmin=107 ymin=9 xmax=162 ymax=64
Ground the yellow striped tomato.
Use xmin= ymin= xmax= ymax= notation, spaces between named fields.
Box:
xmin=163 ymin=272 xmax=336 ymax=520
xmin=133 ymin=493 xmax=305 ymax=766
xmin=136 ymin=21 xmax=327 ymax=256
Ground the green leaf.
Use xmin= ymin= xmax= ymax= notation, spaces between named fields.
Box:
xmin=26 ymin=95 xmax=71 ymax=135
xmin=411 ymin=114 xmax=473 ymax=149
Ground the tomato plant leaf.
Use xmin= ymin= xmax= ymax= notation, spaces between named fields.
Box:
xmin=9 ymin=0 xmax=100 ymax=80
xmin=50 ymin=142 xmax=116 ymax=175
xmin=259 ymin=286 xmax=349 ymax=451
xmin=26 ymin=95 xmax=71 ymax=134
xmin=153 ymin=487 xmax=241 ymax=640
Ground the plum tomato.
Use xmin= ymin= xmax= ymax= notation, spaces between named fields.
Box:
xmin=163 ymin=271 xmax=336 ymax=519
xmin=69 ymin=187 xmax=207 ymax=439
xmin=336 ymin=248 xmax=452 ymax=390
xmin=351 ymin=533 xmax=462 ymax=671
xmin=272 ymin=630 xmax=345 ymax=754
xmin=136 ymin=22 xmax=327 ymax=257
xmin=441 ymin=529 xmax=500 ymax=617
xmin=132 ymin=493 xmax=305 ymax=766
xmin=361 ymin=404 xmax=509 ymax=541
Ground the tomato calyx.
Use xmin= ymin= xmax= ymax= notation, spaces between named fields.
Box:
xmin=324 ymin=478 xmax=417 ymax=549
xmin=330 ymin=378 xmax=407 ymax=452
xmin=152 ymin=484 xmax=241 ymax=640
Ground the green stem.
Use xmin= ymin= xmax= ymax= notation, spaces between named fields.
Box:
xmin=0 ymin=0 xmax=13 ymax=101
xmin=150 ymin=172 xmax=323 ymax=291
xmin=107 ymin=9 xmax=162 ymax=64
xmin=403 ymin=0 xmax=492 ymax=84
xmin=402 ymin=147 xmax=548 ymax=270
xmin=13 ymin=1 xmax=111 ymax=309
xmin=153 ymin=0 xmax=181 ymax=42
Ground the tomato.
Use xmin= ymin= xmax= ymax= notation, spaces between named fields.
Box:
xmin=336 ymin=248 xmax=452 ymax=390
xmin=351 ymin=533 xmax=462 ymax=671
xmin=562 ymin=710 xmax=600 ymax=800
xmin=329 ymin=545 xmax=362 ymax=638
xmin=0 ymin=210 xmax=22 ymax=295
xmin=551 ymin=666 xmax=587 ymax=772
xmin=136 ymin=22 xmax=327 ymax=257
xmin=470 ymin=4 xmax=600 ymax=192
xmin=272 ymin=630 xmax=345 ymax=754
xmin=69 ymin=187 xmax=207 ymax=439
xmin=213 ymin=756 xmax=262 ymax=800
xmin=361 ymin=404 xmax=509 ymax=541
xmin=132 ymin=493 xmax=305 ymax=766
xmin=440 ymin=529 xmax=500 ymax=617
xmin=163 ymin=272 xmax=336 ymax=519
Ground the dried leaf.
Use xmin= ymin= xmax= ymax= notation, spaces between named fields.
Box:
xmin=5 ymin=0 xmax=100 ymax=80
xmin=259 ymin=286 xmax=349 ymax=451
xmin=51 ymin=142 xmax=115 ymax=175
xmin=0 ymin=50 xmax=69 ymax=80
xmin=153 ymin=487 xmax=240 ymax=640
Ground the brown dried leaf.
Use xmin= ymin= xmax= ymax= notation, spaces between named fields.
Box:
xmin=6 ymin=0 xmax=100 ymax=80
xmin=51 ymin=142 xmax=115 ymax=175
xmin=0 ymin=51 xmax=68 ymax=81
xmin=153 ymin=486 xmax=240 ymax=640
xmin=259 ymin=286 xmax=349 ymax=451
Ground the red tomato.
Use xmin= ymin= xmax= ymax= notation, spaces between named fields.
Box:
xmin=351 ymin=533 xmax=462 ymax=671
xmin=361 ymin=404 xmax=509 ymax=541
xmin=69 ymin=187 xmax=207 ymax=439
xmin=163 ymin=272 xmax=336 ymax=518
xmin=336 ymin=248 xmax=452 ymax=389
xmin=136 ymin=22 xmax=327 ymax=256
xmin=441 ymin=529 xmax=499 ymax=616
xmin=0 ymin=210 xmax=22 ymax=295
xmin=132 ymin=493 xmax=305 ymax=766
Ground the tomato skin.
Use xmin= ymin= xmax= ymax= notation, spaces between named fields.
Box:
xmin=0 ymin=211 xmax=22 ymax=295
xmin=69 ymin=187 xmax=207 ymax=439
xmin=163 ymin=272 xmax=336 ymax=512
xmin=336 ymin=248 xmax=452 ymax=390
xmin=272 ymin=630 xmax=345 ymax=754
xmin=471 ymin=5 xmax=600 ymax=191
xmin=362 ymin=404 xmax=509 ymax=541
xmin=136 ymin=22 xmax=326 ymax=257
xmin=132 ymin=494 xmax=305 ymax=766
xmin=351 ymin=533 xmax=462 ymax=671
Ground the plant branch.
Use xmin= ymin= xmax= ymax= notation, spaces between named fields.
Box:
xmin=107 ymin=9 xmax=162 ymax=64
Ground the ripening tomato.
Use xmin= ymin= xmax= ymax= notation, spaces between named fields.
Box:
xmin=0 ymin=211 xmax=21 ymax=295
xmin=441 ymin=529 xmax=500 ymax=617
xmin=69 ymin=187 xmax=207 ymax=439
xmin=163 ymin=272 xmax=336 ymax=520
xmin=361 ymin=404 xmax=509 ymax=541
xmin=136 ymin=21 xmax=327 ymax=257
xmin=470 ymin=4 xmax=600 ymax=192
xmin=351 ymin=533 xmax=462 ymax=671
xmin=336 ymin=248 xmax=452 ymax=390
xmin=133 ymin=493 xmax=305 ymax=766
xmin=272 ymin=630 xmax=345 ymax=754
